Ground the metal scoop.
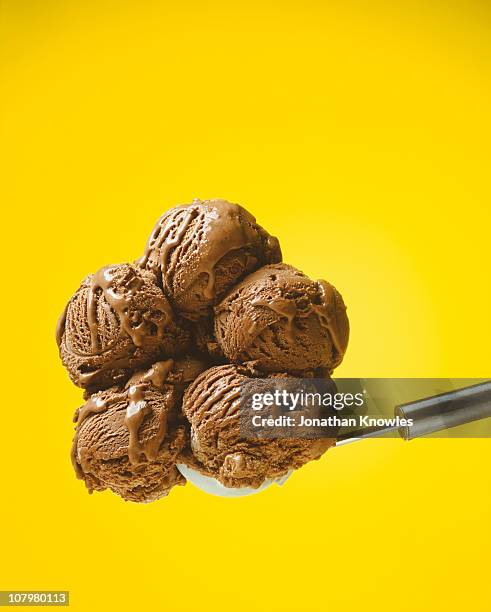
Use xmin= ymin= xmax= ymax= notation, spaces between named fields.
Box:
xmin=337 ymin=380 xmax=491 ymax=445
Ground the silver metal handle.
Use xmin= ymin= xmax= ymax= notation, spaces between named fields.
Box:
xmin=336 ymin=380 xmax=491 ymax=445
xmin=395 ymin=380 xmax=491 ymax=440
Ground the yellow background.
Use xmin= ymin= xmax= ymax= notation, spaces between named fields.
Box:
xmin=1 ymin=1 xmax=490 ymax=611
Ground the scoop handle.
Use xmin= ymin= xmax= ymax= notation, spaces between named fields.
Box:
xmin=395 ymin=380 xmax=491 ymax=440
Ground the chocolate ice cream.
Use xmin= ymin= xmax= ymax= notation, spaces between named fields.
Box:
xmin=57 ymin=263 xmax=190 ymax=393
xmin=71 ymin=357 xmax=209 ymax=502
xmin=191 ymin=317 xmax=225 ymax=363
xmin=214 ymin=263 xmax=349 ymax=373
xmin=58 ymin=198 xmax=351 ymax=500
xmin=160 ymin=354 xmax=211 ymax=396
xmin=138 ymin=199 xmax=282 ymax=319
xmin=181 ymin=364 xmax=335 ymax=488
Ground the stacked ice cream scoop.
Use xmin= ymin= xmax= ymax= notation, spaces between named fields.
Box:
xmin=57 ymin=199 xmax=349 ymax=502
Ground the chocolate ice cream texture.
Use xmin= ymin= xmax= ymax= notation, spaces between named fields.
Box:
xmin=191 ymin=316 xmax=225 ymax=363
xmin=214 ymin=263 xmax=349 ymax=373
xmin=57 ymin=263 xmax=190 ymax=393
xmin=71 ymin=357 xmax=209 ymax=502
xmin=181 ymin=364 xmax=336 ymax=489
xmin=59 ymin=198 xmax=349 ymax=500
xmin=137 ymin=199 xmax=282 ymax=319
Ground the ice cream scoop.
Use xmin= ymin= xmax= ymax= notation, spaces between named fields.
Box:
xmin=137 ymin=199 xmax=282 ymax=319
xmin=181 ymin=364 xmax=336 ymax=489
xmin=214 ymin=263 xmax=349 ymax=373
xmin=71 ymin=357 xmax=209 ymax=502
xmin=181 ymin=379 xmax=491 ymax=497
xmin=57 ymin=263 xmax=190 ymax=393
xmin=72 ymin=382 xmax=185 ymax=503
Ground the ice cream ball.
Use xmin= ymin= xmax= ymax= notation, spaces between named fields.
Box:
xmin=180 ymin=364 xmax=335 ymax=489
xmin=57 ymin=263 xmax=190 ymax=393
xmin=70 ymin=357 xmax=209 ymax=503
xmin=137 ymin=199 xmax=282 ymax=320
xmin=214 ymin=263 xmax=349 ymax=373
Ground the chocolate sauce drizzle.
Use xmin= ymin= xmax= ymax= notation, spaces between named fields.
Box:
xmin=128 ymin=359 xmax=175 ymax=389
xmin=252 ymin=280 xmax=348 ymax=364
xmin=57 ymin=264 xmax=173 ymax=361
xmin=138 ymin=205 xmax=196 ymax=272
xmin=138 ymin=200 xmax=256 ymax=301
xmin=71 ymin=359 xmax=176 ymax=478
xmin=124 ymin=359 xmax=175 ymax=464
xmin=86 ymin=266 xmax=172 ymax=354
xmin=252 ymin=298 xmax=297 ymax=342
